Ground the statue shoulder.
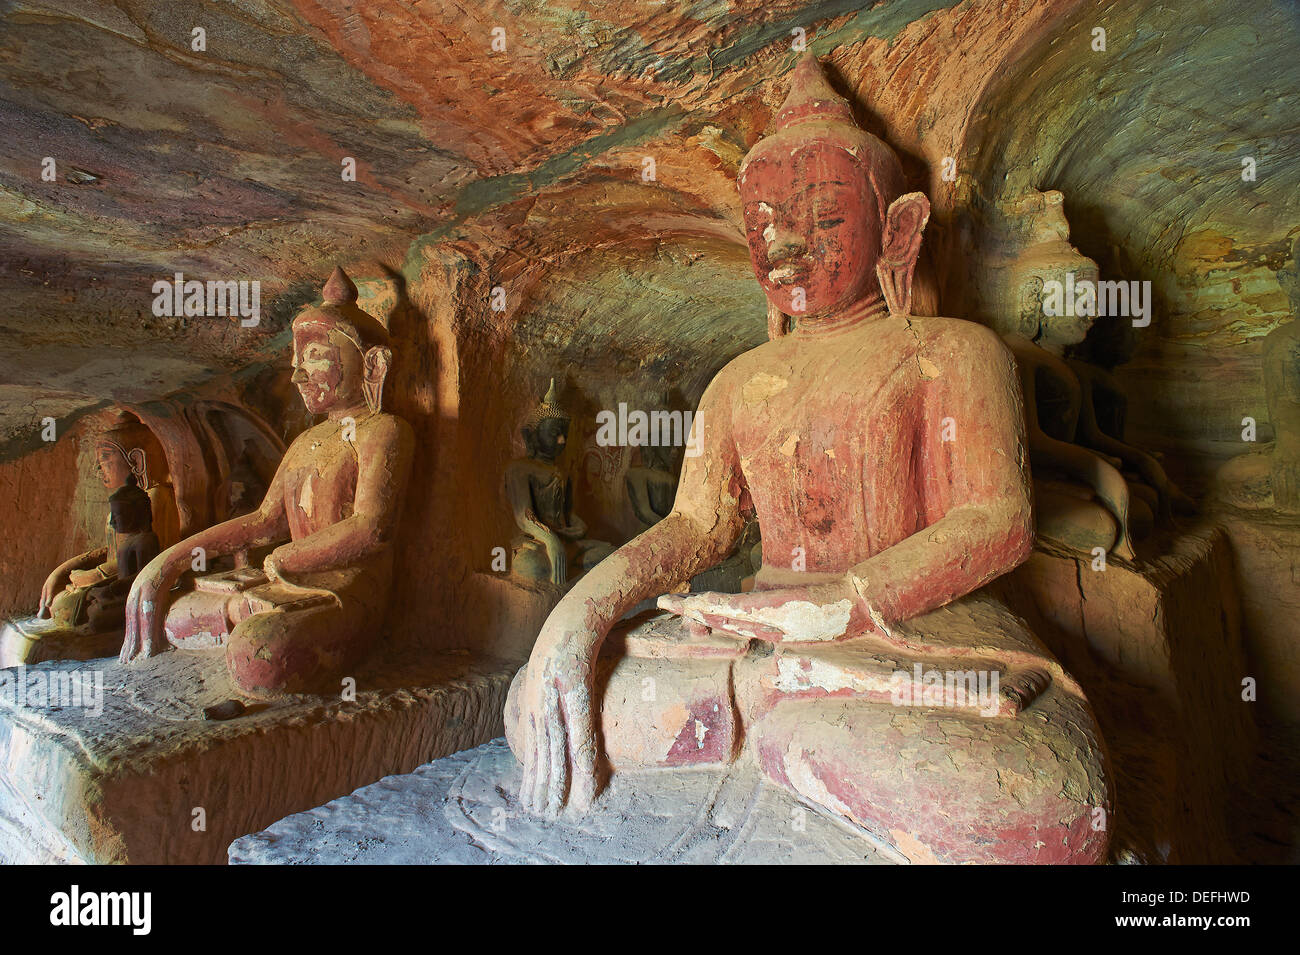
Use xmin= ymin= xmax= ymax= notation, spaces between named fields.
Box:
xmin=359 ymin=412 xmax=414 ymax=450
xmin=911 ymin=315 xmax=1013 ymax=361
xmin=701 ymin=343 xmax=773 ymax=400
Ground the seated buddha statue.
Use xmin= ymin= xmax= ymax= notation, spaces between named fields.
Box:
xmin=38 ymin=409 xmax=179 ymax=628
xmin=505 ymin=55 xmax=1112 ymax=864
xmin=83 ymin=475 xmax=162 ymax=631
xmin=625 ymin=442 xmax=678 ymax=531
xmin=505 ymin=380 xmax=614 ymax=586
xmin=119 ymin=267 xmax=414 ymax=698
xmin=993 ymin=190 xmax=1189 ymax=558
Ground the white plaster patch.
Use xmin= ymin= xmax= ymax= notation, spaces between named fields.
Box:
xmin=694 ymin=719 xmax=708 ymax=749
xmin=299 ymin=474 xmax=314 ymax=515
xmin=742 ymin=372 xmax=789 ymax=404
xmin=773 ymin=655 xmax=865 ymax=693
xmin=747 ymin=599 xmax=853 ymax=642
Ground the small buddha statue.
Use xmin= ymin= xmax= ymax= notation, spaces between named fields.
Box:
xmin=85 ymin=476 xmax=161 ymax=631
xmin=38 ymin=410 xmax=179 ymax=627
xmin=1217 ymin=237 xmax=1300 ymax=512
xmin=505 ymin=380 xmax=614 ymax=585
xmin=992 ymin=190 xmax=1189 ymax=558
xmin=505 ymin=55 xmax=1112 ymax=864
xmin=625 ymin=442 xmax=678 ymax=530
xmin=118 ymin=267 xmax=414 ymax=698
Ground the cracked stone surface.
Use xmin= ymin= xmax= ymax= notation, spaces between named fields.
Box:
xmin=229 ymin=737 xmax=893 ymax=864
xmin=0 ymin=647 xmax=519 ymax=863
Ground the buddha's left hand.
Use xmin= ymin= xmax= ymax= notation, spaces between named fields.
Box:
xmin=658 ymin=575 xmax=882 ymax=643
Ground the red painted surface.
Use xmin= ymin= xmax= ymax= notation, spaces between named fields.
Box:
xmin=120 ymin=270 xmax=414 ymax=698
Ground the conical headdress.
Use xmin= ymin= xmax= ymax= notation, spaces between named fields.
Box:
xmin=524 ymin=378 xmax=569 ymax=428
xmin=293 ymin=266 xmax=391 ymax=354
xmin=741 ymin=54 xmax=907 ymax=230
xmin=773 ymin=52 xmax=857 ymax=130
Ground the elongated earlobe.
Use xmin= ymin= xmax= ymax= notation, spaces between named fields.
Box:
xmin=362 ymin=346 xmax=392 ymax=413
xmin=876 ymin=191 xmax=930 ymax=319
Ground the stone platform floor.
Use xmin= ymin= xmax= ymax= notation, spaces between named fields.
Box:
xmin=229 ymin=738 xmax=894 ymax=864
xmin=0 ymin=647 xmax=519 ymax=864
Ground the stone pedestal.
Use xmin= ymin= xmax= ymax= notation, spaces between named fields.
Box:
xmin=0 ymin=647 xmax=519 ymax=864
xmin=229 ymin=738 xmax=893 ymax=865
xmin=1010 ymin=525 xmax=1257 ymax=863
xmin=0 ymin=615 xmax=122 ymax=668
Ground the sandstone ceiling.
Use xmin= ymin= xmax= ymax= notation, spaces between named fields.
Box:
xmin=1 ymin=0 xmax=1297 ymax=473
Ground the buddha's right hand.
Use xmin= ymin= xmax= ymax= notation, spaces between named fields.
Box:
xmin=37 ymin=563 xmax=74 ymax=618
xmin=543 ymin=533 xmax=567 ymax=586
xmin=517 ymin=624 xmax=599 ymax=816
xmin=120 ymin=551 xmax=183 ymax=663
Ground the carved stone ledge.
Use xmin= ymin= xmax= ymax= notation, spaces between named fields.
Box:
xmin=0 ymin=647 xmax=519 ymax=864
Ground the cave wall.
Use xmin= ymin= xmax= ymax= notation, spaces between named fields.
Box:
xmin=0 ymin=435 xmax=89 ymax=618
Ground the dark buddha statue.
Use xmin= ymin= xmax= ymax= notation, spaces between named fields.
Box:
xmin=505 ymin=379 xmax=614 ymax=585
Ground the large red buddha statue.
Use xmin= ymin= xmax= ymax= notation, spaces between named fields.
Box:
xmin=505 ymin=54 xmax=1112 ymax=864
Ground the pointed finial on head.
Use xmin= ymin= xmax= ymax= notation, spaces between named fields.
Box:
xmin=322 ymin=266 xmax=359 ymax=306
xmin=525 ymin=377 xmax=569 ymax=428
xmin=774 ymin=53 xmax=856 ymax=131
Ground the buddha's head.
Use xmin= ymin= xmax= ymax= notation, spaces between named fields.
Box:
xmin=108 ymin=474 xmax=154 ymax=535
xmin=291 ymin=267 xmax=392 ymax=417
xmin=522 ymin=379 xmax=570 ymax=463
xmin=1001 ymin=190 xmax=1101 ymax=352
xmin=739 ymin=54 xmax=928 ymax=323
xmin=93 ymin=410 xmax=162 ymax=490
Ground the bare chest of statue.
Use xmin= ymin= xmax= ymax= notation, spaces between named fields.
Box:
xmin=526 ymin=464 xmax=568 ymax=527
xmin=730 ymin=319 xmax=929 ymax=569
xmin=281 ymin=421 xmax=359 ymax=539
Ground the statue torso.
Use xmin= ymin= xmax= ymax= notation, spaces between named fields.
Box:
xmin=724 ymin=315 xmax=979 ymax=576
xmin=279 ymin=416 xmax=372 ymax=539
xmin=507 ymin=457 xmax=570 ymax=530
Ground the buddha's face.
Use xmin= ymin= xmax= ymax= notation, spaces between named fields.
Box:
xmin=531 ymin=417 xmax=569 ymax=462
xmin=1028 ymin=251 xmax=1101 ymax=352
xmin=740 ymin=136 xmax=880 ymax=317
xmin=291 ymin=319 xmax=364 ymax=415
xmin=95 ymin=443 xmax=132 ymax=489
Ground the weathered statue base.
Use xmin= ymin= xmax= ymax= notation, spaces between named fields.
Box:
xmin=0 ymin=615 xmax=123 ymax=668
xmin=507 ymin=600 xmax=1110 ymax=865
xmin=230 ymin=737 xmax=894 ymax=864
xmin=229 ymin=534 xmax=1261 ymax=865
xmin=0 ymin=647 xmax=519 ymax=864
xmin=1013 ymin=525 xmax=1259 ymax=863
